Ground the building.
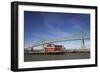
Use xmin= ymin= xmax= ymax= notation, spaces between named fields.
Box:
xmin=44 ymin=43 xmax=65 ymax=53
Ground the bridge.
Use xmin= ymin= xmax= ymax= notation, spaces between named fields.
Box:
xmin=29 ymin=32 xmax=90 ymax=49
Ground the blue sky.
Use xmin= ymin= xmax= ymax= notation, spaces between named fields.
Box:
xmin=24 ymin=11 xmax=90 ymax=49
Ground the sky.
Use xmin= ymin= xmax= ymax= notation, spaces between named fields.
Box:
xmin=24 ymin=11 xmax=90 ymax=49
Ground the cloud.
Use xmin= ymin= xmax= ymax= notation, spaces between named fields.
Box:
xmin=44 ymin=23 xmax=70 ymax=38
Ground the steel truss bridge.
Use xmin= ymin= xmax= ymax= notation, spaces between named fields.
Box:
xmin=28 ymin=33 xmax=90 ymax=49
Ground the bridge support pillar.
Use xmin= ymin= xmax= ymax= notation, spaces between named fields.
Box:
xmin=81 ymin=37 xmax=85 ymax=49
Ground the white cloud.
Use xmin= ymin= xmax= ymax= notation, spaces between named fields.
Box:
xmin=45 ymin=23 xmax=70 ymax=38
